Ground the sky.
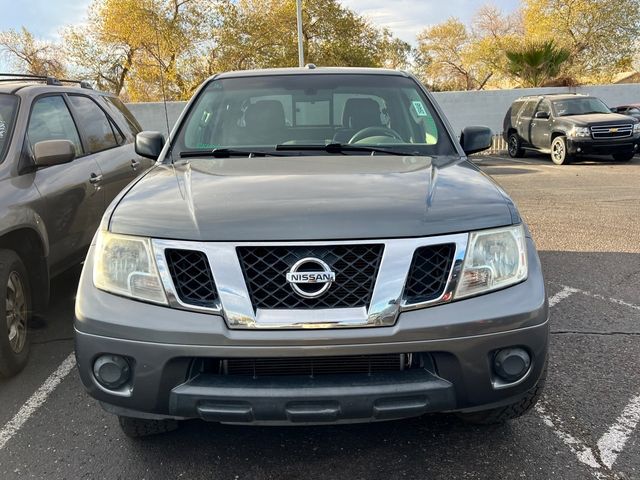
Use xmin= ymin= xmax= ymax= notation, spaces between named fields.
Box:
xmin=0 ymin=0 xmax=519 ymax=45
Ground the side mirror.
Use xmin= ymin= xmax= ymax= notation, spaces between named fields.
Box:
xmin=135 ymin=131 xmax=165 ymax=160
xmin=460 ymin=126 xmax=492 ymax=155
xmin=534 ymin=111 xmax=550 ymax=119
xmin=33 ymin=140 xmax=76 ymax=167
xmin=610 ymin=108 xmax=618 ymax=113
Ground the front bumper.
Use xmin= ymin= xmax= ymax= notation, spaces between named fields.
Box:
xmin=75 ymin=237 xmax=548 ymax=424
xmin=566 ymin=136 xmax=639 ymax=155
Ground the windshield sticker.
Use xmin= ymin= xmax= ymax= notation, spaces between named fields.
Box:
xmin=412 ymin=101 xmax=428 ymax=117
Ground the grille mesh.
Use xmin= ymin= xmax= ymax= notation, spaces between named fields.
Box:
xmin=404 ymin=244 xmax=455 ymax=304
xmin=165 ymin=249 xmax=218 ymax=308
xmin=236 ymin=245 xmax=384 ymax=310
xmin=223 ymin=354 xmax=407 ymax=377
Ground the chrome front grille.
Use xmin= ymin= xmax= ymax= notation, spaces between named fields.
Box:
xmin=236 ymin=244 xmax=384 ymax=310
xmin=153 ymin=233 xmax=467 ymax=329
xmin=590 ymin=124 xmax=633 ymax=139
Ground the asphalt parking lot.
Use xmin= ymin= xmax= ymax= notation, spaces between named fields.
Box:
xmin=0 ymin=153 xmax=638 ymax=480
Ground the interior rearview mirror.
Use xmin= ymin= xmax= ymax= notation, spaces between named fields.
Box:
xmin=135 ymin=131 xmax=165 ymax=160
xmin=534 ymin=111 xmax=550 ymax=119
xmin=33 ymin=140 xmax=76 ymax=167
xmin=460 ymin=126 xmax=492 ymax=155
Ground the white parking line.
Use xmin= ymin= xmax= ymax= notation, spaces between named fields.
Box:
xmin=535 ymin=402 xmax=603 ymax=471
xmin=570 ymin=286 xmax=640 ymax=312
xmin=543 ymin=284 xmax=640 ymax=476
xmin=597 ymin=393 xmax=640 ymax=469
xmin=548 ymin=286 xmax=579 ymax=307
xmin=0 ymin=352 xmax=76 ymax=451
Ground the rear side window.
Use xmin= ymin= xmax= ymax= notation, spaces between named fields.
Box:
xmin=520 ymin=100 xmax=537 ymax=118
xmin=102 ymin=96 xmax=142 ymax=137
xmin=68 ymin=95 xmax=119 ymax=153
xmin=27 ymin=96 xmax=83 ymax=156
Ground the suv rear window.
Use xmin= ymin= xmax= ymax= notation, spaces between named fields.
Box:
xmin=0 ymin=94 xmax=18 ymax=163
xmin=176 ymin=74 xmax=456 ymax=156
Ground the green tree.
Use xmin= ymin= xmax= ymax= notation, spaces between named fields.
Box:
xmin=506 ymin=40 xmax=570 ymax=87
xmin=65 ymin=0 xmax=216 ymax=101
xmin=0 ymin=27 xmax=66 ymax=77
xmin=415 ymin=18 xmax=481 ymax=91
xmin=212 ymin=0 xmax=410 ymax=71
xmin=523 ymin=0 xmax=640 ymax=82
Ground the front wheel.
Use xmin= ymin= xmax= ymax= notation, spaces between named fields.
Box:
xmin=457 ymin=366 xmax=546 ymax=425
xmin=507 ymin=133 xmax=525 ymax=158
xmin=0 ymin=250 xmax=31 ymax=378
xmin=550 ymin=136 xmax=572 ymax=165
xmin=612 ymin=151 xmax=635 ymax=162
xmin=118 ymin=416 xmax=179 ymax=438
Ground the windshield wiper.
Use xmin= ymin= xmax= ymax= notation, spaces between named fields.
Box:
xmin=275 ymin=143 xmax=412 ymax=156
xmin=180 ymin=148 xmax=285 ymax=158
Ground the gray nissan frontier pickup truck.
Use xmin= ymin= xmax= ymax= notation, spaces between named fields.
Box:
xmin=74 ymin=67 xmax=548 ymax=437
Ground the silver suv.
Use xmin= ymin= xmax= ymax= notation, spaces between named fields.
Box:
xmin=74 ymin=67 xmax=548 ymax=437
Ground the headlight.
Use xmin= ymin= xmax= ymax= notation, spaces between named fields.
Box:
xmin=568 ymin=126 xmax=590 ymax=138
xmin=455 ymin=224 xmax=528 ymax=299
xmin=93 ymin=231 xmax=167 ymax=304
xmin=633 ymin=123 xmax=640 ymax=135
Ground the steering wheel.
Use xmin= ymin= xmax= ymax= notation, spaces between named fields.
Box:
xmin=349 ymin=126 xmax=403 ymax=144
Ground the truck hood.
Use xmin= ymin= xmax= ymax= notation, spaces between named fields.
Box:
xmin=561 ymin=113 xmax=637 ymax=126
xmin=109 ymin=156 xmax=515 ymax=241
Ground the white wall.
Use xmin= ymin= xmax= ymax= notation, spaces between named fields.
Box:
xmin=126 ymin=83 xmax=640 ymax=138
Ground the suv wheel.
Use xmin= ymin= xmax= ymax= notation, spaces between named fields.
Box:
xmin=118 ymin=416 xmax=179 ymax=438
xmin=507 ymin=133 xmax=525 ymax=158
xmin=612 ymin=151 xmax=635 ymax=162
xmin=0 ymin=250 xmax=31 ymax=378
xmin=550 ymin=136 xmax=571 ymax=165
xmin=457 ymin=365 xmax=546 ymax=425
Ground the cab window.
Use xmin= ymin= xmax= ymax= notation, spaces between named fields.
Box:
xmin=179 ymin=74 xmax=456 ymax=156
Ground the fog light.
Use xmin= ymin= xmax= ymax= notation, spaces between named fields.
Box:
xmin=493 ymin=348 xmax=530 ymax=382
xmin=93 ymin=354 xmax=131 ymax=389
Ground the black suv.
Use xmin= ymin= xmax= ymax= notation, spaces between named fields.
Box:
xmin=503 ymin=93 xmax=640 ymax=164
xmin=0 ymin=74 xmax=152 ymax=378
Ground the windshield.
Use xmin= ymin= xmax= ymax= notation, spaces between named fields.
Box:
xmin=0 ymin=94 xmax=18 ymax=163
xmin=175 ymin=74 xmax=457 ymax=156
xmin=552 ymin=97 xmax=611 ymax=116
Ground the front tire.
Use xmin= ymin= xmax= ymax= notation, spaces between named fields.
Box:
xmin=507 ymin=133 xmax=525 ymax=158
xmin=118 ymin=416 xmax=179 ymax=438
xmin=550 ymin=136 xmax=572 ymax=165
xmin=612 ymin=151 xmax=635 ymax=162
xmin=457 ymin=366 xmax=546 ymax=425
xmin=0 ymin=250 xmax=31 ymax=378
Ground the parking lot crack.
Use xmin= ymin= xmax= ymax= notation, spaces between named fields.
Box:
xmin=550 ymin=330 xmax=640 ymax=336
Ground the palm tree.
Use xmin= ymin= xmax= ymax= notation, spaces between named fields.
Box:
xmin=506 ymin=40 xmax=570 ymax=87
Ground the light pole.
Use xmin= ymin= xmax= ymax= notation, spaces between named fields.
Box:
xmin=296 ymin=0 xmax=304 ymax=67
